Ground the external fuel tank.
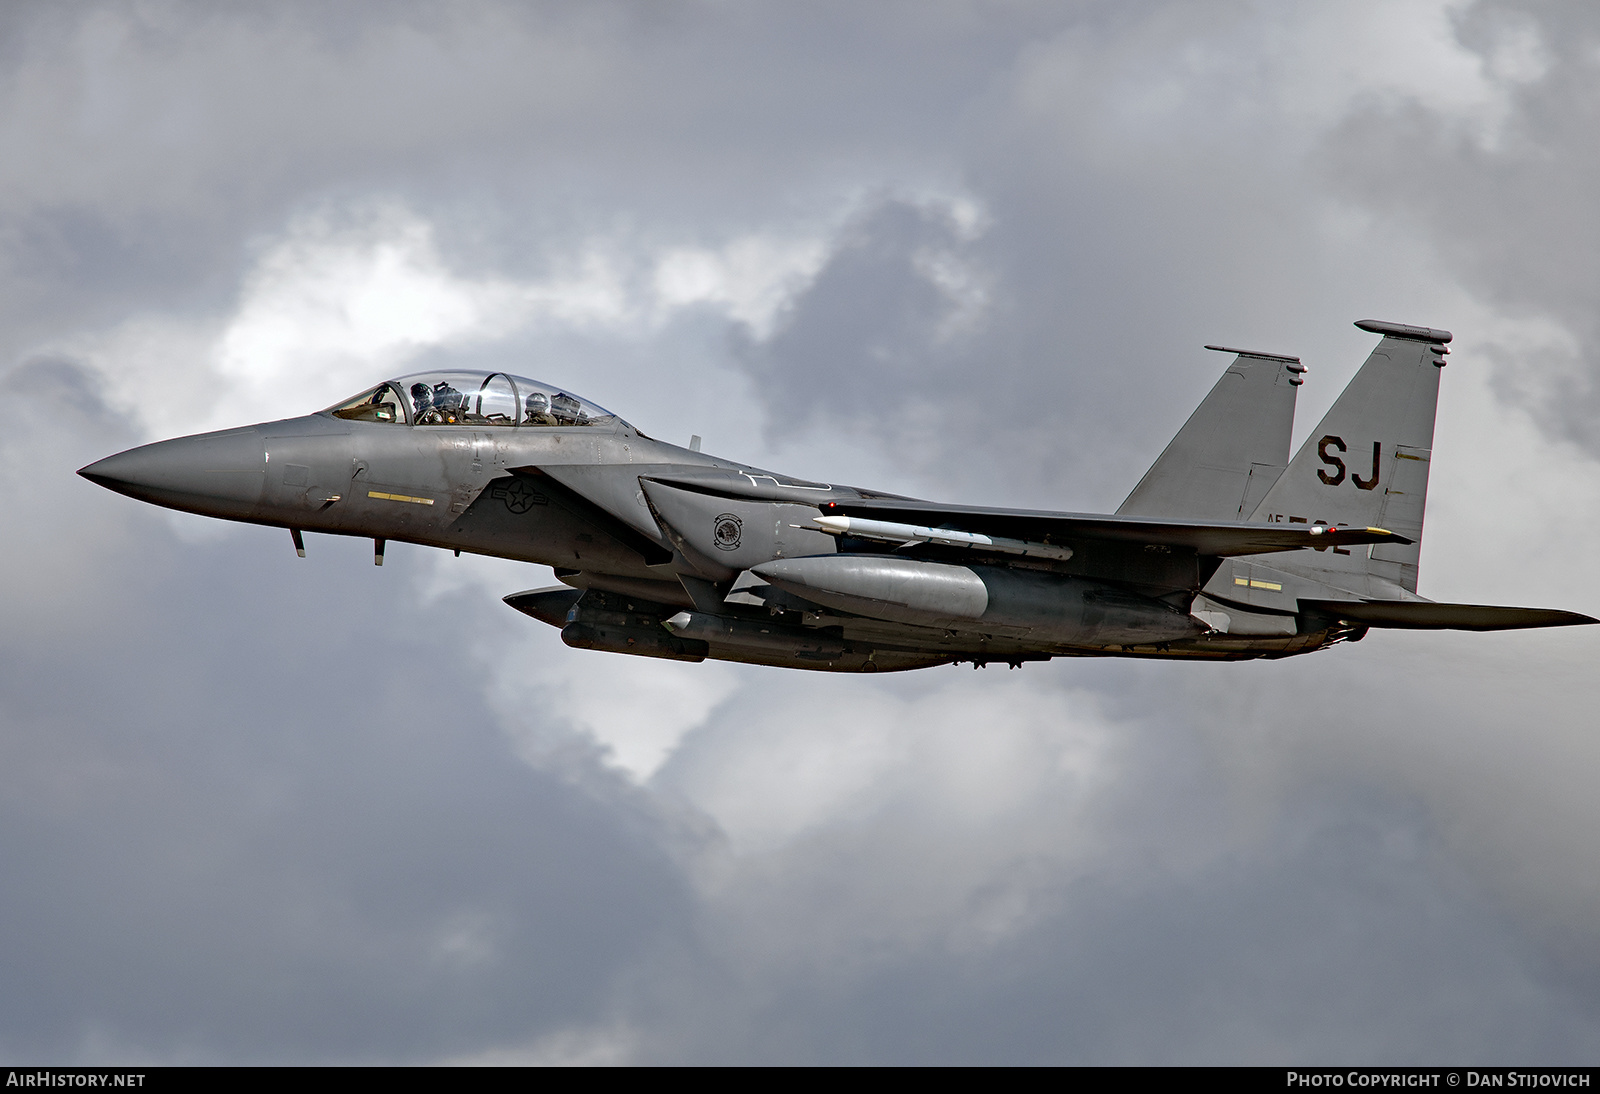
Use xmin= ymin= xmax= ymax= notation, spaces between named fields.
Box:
xmin=752 ymin=555 xmax=1204 ymax=647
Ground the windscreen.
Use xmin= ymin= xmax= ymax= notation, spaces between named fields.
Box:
xmin=325 ymin=371 xmax=627 ymax=428
xmin=395 ymin=370 xmax=624 ymax=428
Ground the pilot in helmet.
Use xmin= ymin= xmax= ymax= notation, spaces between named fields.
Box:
xmin=525 ymin=390 xmax=557 ymax=426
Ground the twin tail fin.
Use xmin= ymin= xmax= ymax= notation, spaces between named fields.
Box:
xmin=1246 ymin=320 xmax=1452 ymax=594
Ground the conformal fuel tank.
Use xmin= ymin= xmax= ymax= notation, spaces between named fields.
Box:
xmin=752 ymin=555 xmax=1204 ymax=647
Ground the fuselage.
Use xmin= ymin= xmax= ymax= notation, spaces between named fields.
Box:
xmin=79 ymin=368 xmax=1353 ymax=672
xmin=83 ymin=325 xmax=1598 ymax=670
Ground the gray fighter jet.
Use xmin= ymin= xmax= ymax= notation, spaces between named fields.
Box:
xmin=79 ymin=319 xmax=1596 ymax=672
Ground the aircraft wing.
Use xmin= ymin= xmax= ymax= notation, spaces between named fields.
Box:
xmin=1300 ymin=600 xmax=1598 ymax=630
xmin=815 ymin=498 xmax=1409 ymax=557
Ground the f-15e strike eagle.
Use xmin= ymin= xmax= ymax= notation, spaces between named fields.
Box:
xmin=80 ymin=319 xmax=1596 ymax=672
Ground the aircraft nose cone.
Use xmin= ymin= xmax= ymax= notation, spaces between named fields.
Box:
xmin=79 ymin=428 xmax=266 ymax=515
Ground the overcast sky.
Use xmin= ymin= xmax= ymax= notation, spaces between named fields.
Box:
xmin=5 ymin=0 xmax=1600 ymax=1064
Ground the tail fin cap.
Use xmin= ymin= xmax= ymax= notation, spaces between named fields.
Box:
xmin=1355 ymin=319 xmax=1453 ymax=344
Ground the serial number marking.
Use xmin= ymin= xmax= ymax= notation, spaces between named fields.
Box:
xmin=368 ymin=491 xmax=435 ymax=506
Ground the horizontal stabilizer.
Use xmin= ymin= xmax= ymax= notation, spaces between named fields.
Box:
xmin=1301 ymin=600 xmax=1597 ymax=631
xmin=817 ymin=499 xmax=1409 ymax=557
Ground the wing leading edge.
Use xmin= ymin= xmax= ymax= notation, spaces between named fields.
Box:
xmin=815 ymin=499 xmax=1407 ymax=557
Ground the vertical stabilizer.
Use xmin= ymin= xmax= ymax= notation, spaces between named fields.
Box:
xmin=1247 ymin=320 xmax=1451 ymax=594
xmin=1118 ymin=348 xmax=1304 ymax=520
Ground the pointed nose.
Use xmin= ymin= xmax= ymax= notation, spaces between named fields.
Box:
xmin=79 ymin=428 xmax=266 ymax=516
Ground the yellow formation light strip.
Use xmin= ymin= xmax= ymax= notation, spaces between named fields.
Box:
xmin=368 ymin=491 xmax=435 ymax=506
xmin=1235 ymin=577 xmax=1283 ymax=591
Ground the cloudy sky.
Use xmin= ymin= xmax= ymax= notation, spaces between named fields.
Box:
xmin=5 ymin=0 xmax=1600 ymax=1064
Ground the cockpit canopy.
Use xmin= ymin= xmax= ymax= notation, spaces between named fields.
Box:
xmin=327 ymin=370 xmax=626 ymax=429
